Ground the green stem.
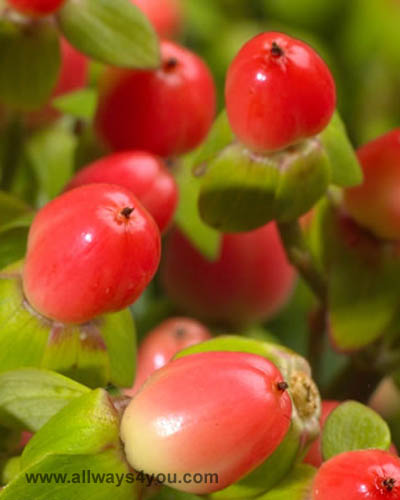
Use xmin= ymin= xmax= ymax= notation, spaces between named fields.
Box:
xmin=277 ymin=220 xmax=327 ymax=302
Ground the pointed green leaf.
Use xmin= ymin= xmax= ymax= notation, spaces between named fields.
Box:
xmin=322 ymin=401 xmax=391 ymax=460
xmin=0 ymin=192 xmax=31 ymax=227
xmin=174 ymin=158 xmax=221 ymax=261
xmin=1 ymin=450 xmax=138 ymax=500
xmin=255 ymin=465 xmax=316 ymax=500
xmin=152 ymin=487 xmax=202 ymax=500
xmin=25 ymin=127 xmax=78 ymax=206
xmin=21 ymin=389 xmax=119 ymax=469
xmin=0 ymin=369 xmax=89 ymax=432
xmin=99 ymin=309 xmax=136 ymax=388
xmin=52 ymin=89 xmax=98 ymax=120
xmin=319 ymin=111 xmax=362 ymax=187
xmin=58 ymin=0 xmax=160 ymax=69
xmin=0 ymin=19 xmax=60 ymax=110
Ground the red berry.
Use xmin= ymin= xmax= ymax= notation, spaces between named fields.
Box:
xmin=225 ymin=32 xmax=336 ymax=153
xmin=161 ymin=223 xmax=295 ymax=325
xmin=66 ymin=152 xmax=178 ymax=234
xmin=130 ymin=0 xmax=182 ymax=38
xmin=125 ymin=317 xmax=211 ymax=396
xmin=312 ymin=449 xmax=400 ymax=499
xmin=7 ymin=0 xmax=65 ymax=16
xmin=95 ymin=40 xmax=216 ymax=158
xmin=344 ymin=130 xmax=400 ymax=241
xmin=23 ymin=184 xmax=161 ymax=324
xmin=304 ymin=400 xmax=340 ymax=467
xmin=121 ymin=351 xmax=292 ymax=494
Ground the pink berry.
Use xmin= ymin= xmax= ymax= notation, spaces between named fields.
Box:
xmin=121 ymin=351 xmax=292 ymax=494
xmin=344 ymin=129 xmax=400 ymax=241
xmin=130 ymin=0 xmax=182 ymax=38
xmin=95 ymin=40 xmax=216 ymax=158
xmin=225 ymin=32 xmax=336 ymax=153
xmin=66 ymin=152 xmax=178 ymax=233
xmin=23 ymin=184 xmax=161 ymax=324
xmin=7 ymin=0 xmax=65 ymax=16
xmin=125 ymin=317 xmax=211 ymax=396
xmin=161 ymin=223 xmax=295 ymax=325
xmin=312 ymin=449 xmax=400 ymax=499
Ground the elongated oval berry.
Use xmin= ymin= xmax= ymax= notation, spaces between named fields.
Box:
xmin=95 ymin=40 xmax=216 ymax=158
xmin=131 ymin=0 xmax=182 ymax=38
xmin=121 ymin=351 xmax=292 ymax=494
xmin=225 ymin=32 xmax=336 ymax=153
xmin=66 ymin=152 xmax=178 ymax=233
xmin=23 ymin=184 xmax=161 ymax=324
xmin=161 ymin=223 xmax=295 ymax=326
xmin=344 ymin=130 xmax=400 ymax=241
xmin=312 ymin=449 xmax=400 ymax=499
xmin=125 ymin=317 xmax=211 ymax=396
xmin=6 ymin=0 xmax=65 ymax=16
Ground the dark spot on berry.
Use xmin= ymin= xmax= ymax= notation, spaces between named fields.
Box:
xmin=174 ymin=327 xmax=187 ymax=339
xmin=383 ymin=478 xmax=396 ymax=492
xmin=121 ymin=207 xmax=134 ymax=219
xmin=271 ymin=41 xmax=284 ymax=58
xmin=277 ymin=381 xmax=289 ymax=392
xmin=164 ymin=57 xmax=179 ymax=72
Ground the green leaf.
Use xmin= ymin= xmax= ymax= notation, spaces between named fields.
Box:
xmin=52 ymin=89 xmax=98 ymax=120
xmin=151 ymin=488 xmax=203 ymax=500
xmin=1 ymin=450 xmax=138 ymax=499
xmin=0 ymin=19 xmax=60 ymax=110
xmin=0 ymin=369 xmax=89 ymax=432
xmin=21 ymin=389 xmax=119 ymax=469
xmin=1 ymin=456 xmax=21 ymax=485
xmin=58 ymin=0 xmax=160 ymax=69
xmin=99 ymin=309 xmax=136 ymax=388
xmin=319 ymin=111 xmax=362 ymax=187
xmin=255 ymin=465 xmax=316 ymax=500
xmin=0 ymin=192 xmax=31 ymax=227
xmin=0 ymin=228 xmax=29 ymax=269
xmin=322 ymin=401 xmax=391 ymax=460
xmin=25 ymin=127 xmax=78 ymax=206
xmin=314 ymin=201 xmax=400 ymax=351
xmin=190 ymin=110 xmax=234 ymax=167
xmin=174 ymin=158 xmax=221 ymax=261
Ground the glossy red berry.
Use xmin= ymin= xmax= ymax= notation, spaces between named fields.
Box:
xmin=344 ymin=130 xmax=400 ymax=241
xmin=7 ymin=0 xmax=65 ymax=16
xmin=95 ymin=40 xmax=216 ymax=158
xmin=66 ymin=152 xmax=178 ymax=234
xmin=23 ymin=184 xmax=161 ymax=324
xmin=121 ymin=351 xmax=292 ymax=494
xmin=304 ymin=400 xmax=340 ymax=467
xmin=312 ymin=449 xmax=400 ymax=499
xmin=225 ymin=32 xmax=336 ymax=153
xmin=131 ymin=0 xmax=182 ymax=38
xmin=161 ymin=223 xmax=295 ymax=325
xmin=125 ymin=317 xmax=211 ymax=396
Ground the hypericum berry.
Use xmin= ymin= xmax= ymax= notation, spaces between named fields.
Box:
xmin=161 ymin=223 xmax=295 ymax=325
xmin=6 ymin=0 xmax=65 ymax=16
xmin=121 ymin=351 xmax=292 ymax=494
xmin=304 ymin=400 xmax=340 ymax=467
xmin=95 ymin=40 xmax=216 ymax=158
xmin=343 ymin=130 xmax=400 ymax=241
xmin=65 ymin=152 xmax=178 ymax=233
xmin=23 ymin=184 xmax=161 ymax=324
xmin=225 ymin=32 xmax=336 ymax=153
xmin=131 ymin=0 xmax=182 ymax=38
xmin=312 ymin=449 xmax=400 ymax=499
xmin=125 ymin=317 xmax=211 ymax=396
